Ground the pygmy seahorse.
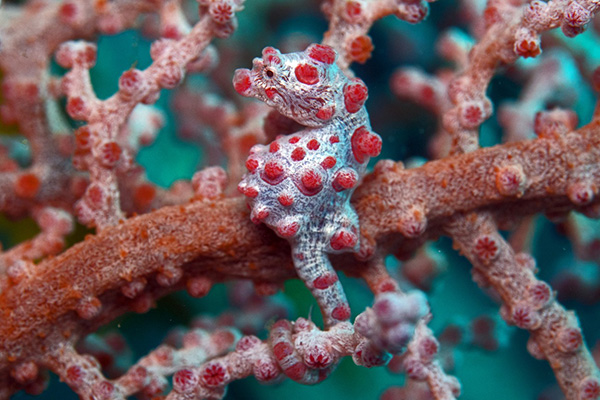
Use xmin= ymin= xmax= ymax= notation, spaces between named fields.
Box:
xmin=233 ymin=44 xmax=381 ymax=328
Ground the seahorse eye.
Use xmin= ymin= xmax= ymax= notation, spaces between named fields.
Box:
xmin=265 ymin=68 xmax=274 ymax=78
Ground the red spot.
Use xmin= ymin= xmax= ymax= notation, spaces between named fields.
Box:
xmin=99 ymin=141 xmax=122 ymax=168
xmin=213 ymin=330 xmax=236 ymax=347
xmin=511 ymin=304 xmax=538 ymax=329
xmin=316 ymin=105 xmax=335 ymax=120
xmin=200 ymin=362 xmax=228 ymax=388
xmin=529 ymin=282 xmax=551 ymax=307
xmin=496 ymin=165 xmax=525 ymax=196
xmin=11 ymin=362 xmax=38 ymax=385
xmin=392 ymin=72 xmax=411 ymax=90
xmin=262 ymin=47 xmax=278 ymax=55
xmin=266 ymin=55 xmax=281 ymax=65
xmin=300 ymin=169 xmax=323 ymax=194
xmin=419 ymin=338 xmax=439 ymax=359
xmin=346 ymin=1 xmax=362 ymax=19
xmin=233 ymin=69 xmax=252 ymax=96
xmin=284 ymin=363 xmax=307 ymax=381
xmin=580 ymin=378 xmax=600 ymax=400
xmin=263 ymin=160 xmax=284 ymax=182
xmin=162 ymin=25 xmax=181 ymax=39
xmin=173 ymin=369 xmax=198 ymax=393
xmin=269 ymin=142 xmax=280 ymax=153
xmin=59 ymin=2 xmax=78 ymax=22
xmin=330 ymin=229 xmax=357 ymax=250
xmin=557 ymin=327 xmax=583 ymax=353
xmin=307 ymin=139 xmax=320 ymax=150
xmin=119 ymin=69 xmax=142 ymax=95
xmin=86 ymin=184 xmax=105 ymax=206
xmin=420 ymin=86 xmax=435 ymax=104
xmin=564 ymin=3 xmax=590 ymax=27
xmin=272 ymin=319 xmax=292 ymax=330
xmin=308 ymin=44 xmax=336 ymax=64
xmin=273 ymin=342 xmax=294 ymax=360
xmin=351 ymin=126 xmax=382 ymax=163
xmin=378 ymin=280 xmax=398 ymax=293
xmin=332 ymin=169 xmax=358 ymax=191
xmin=461 ymin=104 xmax=484 ymax=128
xmin=246 ymin=158 xmax=259 ymax=172
xmin=251 ymin=208 xmax=269 ymax=223
xmin=278 ymin=194 xmax=294 ymax=206
xmin=15 ymin=173 xmax=40 ymax=198
xmin=289 ymin=136 xmax=300 ymax=144
xmin=88 ymin=295 xmax=111 ymax=316
xmin=483 ymin=6 xmax=501 ymax=26
xmin=14 ymin=82 xmax=39 ymax=101
xmin=321 ymin=156 xmax=337 ymax=169
xmin=568 ymin=182 xmax=594 ymax=206
xmin=329 ymin=135 xmax=340 ymax=144
xmin=265 ymin=88 xmax=279 ymax=99
xmin=244 ymin=187 xmax=258 ymax=198
xmin=575 ymin=190 xmax=591 ymax=204
xmin=515 ymin=38 xmax=541 ymax=58
xmin=344 ymin=80 xmax=368 ymax=113
xmin=306 ymin=348 xmax=333 ymax=369
xmin=66 ymin=365 xmax=85 ymax=385
xmin=129 ymin=366 xmax=148 ymax=387
xmin=236 ymin=335 xmax=261 ymax=351
xmin=187 ymin=277 xmax=212 ymax=298
xmin=95 ymin=381 xmax=114 ymax=398
xmin=209 ymin=2 xmax=233 ymax=24
xmin=254 ymin=359 xmax=280 ymax=382
xmin=291 ymin=147 xmax=306 ymax=161
xmin=74 ymin=126 xmax=91 ymax=153
xmin=295 ymin=64 xmax=319 ymax=85
xmin=404 ymin=359 xmax=427 ymax=380
xmin=66 ymin=96 xmax=87 ymax=119
xmin=134 ymin=184 xmax=156 ymax=209
xmin=313 ymin=273 xmax=339 ymax=289
xmin=349 ymin=35 xmax=374 ymax=64
xmin=79 ymin=45 xmax=97 ymax=67
xmin=332 ymin=305 xmax=351 ymax=321
xmin=130 ymin=294 xmax=153 ymax=314
xmin=278 ymin=222 xmax=299 ymax=237
xmin=474 ymin=235 xmax=499 ymax=262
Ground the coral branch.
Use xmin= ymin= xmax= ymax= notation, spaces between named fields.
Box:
xmin=444 ymin=212 xmax=600 ymax=399
xmin=0 ymin=118 xmax=597 ymax=390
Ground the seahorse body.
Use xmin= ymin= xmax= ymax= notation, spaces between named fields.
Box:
xmin=233 ymin=44 xmax=381 ymax=328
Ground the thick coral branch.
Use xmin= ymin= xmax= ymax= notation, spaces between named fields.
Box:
xmin=0 ymin=119 xmax=598 ymax=391
xmin=354 ymin=121 xmax=600 ymax=258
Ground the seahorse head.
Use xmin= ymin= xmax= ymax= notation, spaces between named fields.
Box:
xmin=233 ymin=44 xmax=368 ymax=127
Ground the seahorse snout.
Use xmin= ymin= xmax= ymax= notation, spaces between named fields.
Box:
xmin=232 ymin=68 xmax=253 ymax=96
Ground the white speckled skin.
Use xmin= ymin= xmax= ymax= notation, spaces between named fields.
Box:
xmin=234 ymin=44 xmax=381 ymax=327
